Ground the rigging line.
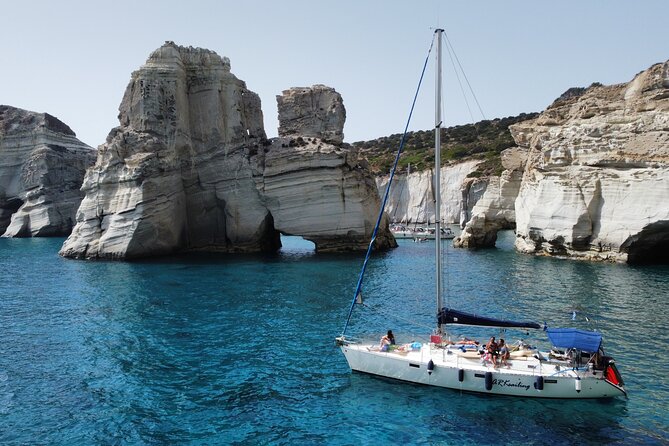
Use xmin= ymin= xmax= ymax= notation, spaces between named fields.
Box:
xmin=442 ymin=32 xmax=486 ymax=121
xmin=444 ymin=36 xmax=476 ymax=125
xmin=341 ymin=33 xmax=437 ymax=337
xmin=390 ymin=169 xmax=408 ymax=223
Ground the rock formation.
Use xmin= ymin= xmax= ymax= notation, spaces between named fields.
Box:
xmin=458 ymin=176 xmax=489 ymax=228
xmin=0 ymin=106 xmax=95 ymax=237
xmin=60 ymin=42 xmax=393 ymax=259
xmin=512 ymin=60 xmax=669 ymax=263
xmin=264 ymin=84 xmax=393 ymax=251
xmin=277 ymin=85 xmax=346 ymax=144
xmin=261 ymin=136 xmax=394 ymax=252
xmin=377 ymin=160 xmax=480 ymax=225
xmin=454 ymin=148 xmax=527 ymax=248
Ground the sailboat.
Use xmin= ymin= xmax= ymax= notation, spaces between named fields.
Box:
xmin=391 ymin=222 xmax=455 ymax=240
xmin=335 ymin=29 xmax=626 ymax=399
xmin=389 ymin=163 xmax=456 ymax=241
xmin=419 ymin=223 xmax=455 ymax=240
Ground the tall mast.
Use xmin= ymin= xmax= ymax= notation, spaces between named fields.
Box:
xmin=435 ymin=29 xmax=443 ymax=333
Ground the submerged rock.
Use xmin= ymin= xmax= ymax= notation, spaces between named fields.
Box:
xmin=0 ymin=105 xmax=95 ymax=237
xmin=60 ymin=43 xmax=393 ymax=259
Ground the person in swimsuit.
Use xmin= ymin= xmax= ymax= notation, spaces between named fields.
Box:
xmin=486 ymin=336 xmax=499 ymax=367
xmin=499 ymin=338 xmax=510 ymax=367
xmin=380 ymin=330 xmax=395 ymax=351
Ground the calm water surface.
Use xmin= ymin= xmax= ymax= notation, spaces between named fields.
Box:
xmin=0 ymin=232 xmax=667 ymax=445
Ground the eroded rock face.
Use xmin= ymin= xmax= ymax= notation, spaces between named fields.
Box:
xmin=261 ymin=136 xmax=395 ymax=252
xmin=458 ymin=177 xmax=489 ymax=228
xmin=61 ymin=42 xmax=273 ymax=259
xmin=512 ymin=60 xmax=669 ymax=262
xmin=0 ymin=106 xmax=95 ymax=237
xmin=377 ymin=160 xmax=481 ymax=225
xmin=61 ymin=43 xmax=392 ymax=259
xmin=277 ymin=85 xmax=345 ymax=144
xmin=454 ymin=147 xmax=527 ymax=248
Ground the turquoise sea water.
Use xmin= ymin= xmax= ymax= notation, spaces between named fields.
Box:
xmin=0 ymin=232 xmax=668 ymax=445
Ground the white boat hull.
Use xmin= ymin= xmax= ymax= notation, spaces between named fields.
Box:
xmin=339 ymin=341 xmax=625 ymax=399
xmin=423 ymin=232 xmax=455 ymax=240
xmin=390 ymin=231 xmax=455 ymax=240
xmin=390 ymin=231 xmax=415 ymax=239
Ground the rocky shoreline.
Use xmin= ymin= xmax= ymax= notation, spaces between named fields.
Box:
xmin=2 ymin=41 xmax=667 ymax=263
xmin=57 ymin=42 xmax=394 ymax=259
xmin=452 ymin=61 xmax=668 ymax=263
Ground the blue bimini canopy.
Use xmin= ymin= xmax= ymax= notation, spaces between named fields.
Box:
xmin=546 ymin=328 xmax=602 ymax=353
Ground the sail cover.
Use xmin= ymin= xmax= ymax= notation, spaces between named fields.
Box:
xmin=546 ymin=328 xmax=602 ymax=352
xmin=437 ymin=308 xmax=541 ymax=329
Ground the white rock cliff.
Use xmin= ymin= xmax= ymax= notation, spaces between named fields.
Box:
xmin=512 ymin=60 xmax=669 ymax=262
xmin=377 ymin=160 xmax=481 ymax=224
xmin=454 ymin=147 xmax=527 ymax=248
xmin=261 ymin=135 xmax=394 ymax=252
xmin=0 ymin=105 xmax=95 ymax=237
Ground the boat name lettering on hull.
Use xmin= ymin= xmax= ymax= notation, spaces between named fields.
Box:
xmin=492 ymin=378 xmax=530 ymax=391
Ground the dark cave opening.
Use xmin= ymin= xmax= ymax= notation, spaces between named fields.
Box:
xmin=622 ymin=221 xmax=669 ymax=265
xmin=0 ymin=197 xmax=25 ymax=234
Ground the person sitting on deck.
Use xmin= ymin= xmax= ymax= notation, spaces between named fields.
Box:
xmin=499 ymin=339 xmax=510 ymax=367
xmin=485 ymin=336 xmax=499 ymax=367
xmin=380 ymin=330 xmax=396 ymax=351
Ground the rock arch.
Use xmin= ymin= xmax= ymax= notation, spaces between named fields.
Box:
xmin=59 ymin=43 xmax=395 ymax=260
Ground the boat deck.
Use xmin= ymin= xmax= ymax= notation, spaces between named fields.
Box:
xmin=339 ymin=339 xmax=625 ymax=398
xmin=366 ymin=343 xmax=586 ymax=378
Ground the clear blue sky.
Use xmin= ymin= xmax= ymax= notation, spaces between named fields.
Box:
xmin=3 ymin=0 xmax=667 ymax=147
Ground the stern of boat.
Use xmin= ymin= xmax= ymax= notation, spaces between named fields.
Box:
xmin=602 ymin=357 xmax=626 ymax=397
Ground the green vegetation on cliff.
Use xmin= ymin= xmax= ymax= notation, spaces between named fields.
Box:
xmin=353 ymin=113 xmax=538 ymax=177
